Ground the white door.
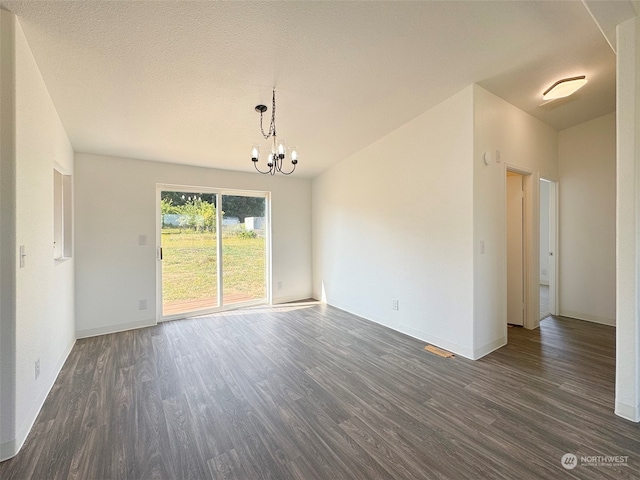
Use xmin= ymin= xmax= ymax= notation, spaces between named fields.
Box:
xmin=507 ymin=173 xmax=525 ymax=326
xmin=539 ymin=179 xmax=557 ymax=319
xmin=547 ymin=180 xmax=557 ymax=315
xmin=539 ymin=179 xmax=551 ymax=319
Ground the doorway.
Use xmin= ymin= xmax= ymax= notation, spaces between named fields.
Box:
xmin=157 ymin=186 xmax=269 ymax=320
xmin=507 ymin=171 xmax=525 ymax=326
xmin=160 ymin=190 xmax=219 ymax=316
xmin=539 ymin=179 xmax=557 ymax=319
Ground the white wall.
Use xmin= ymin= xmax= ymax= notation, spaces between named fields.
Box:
xmin=539 ymin=180 xmax=550 ymax=285
xmin=312 ymin=85 xmax=559 ymax=360
xmin=312 ymin=87 xmax=476 ymax=358
xmin=74 ymin=153 xmax=312 ymax=337
xmin=1 ymin=10 xmax=76 ymax=460
xmin=616 ymin=15 xmax=640 ymax=422
xmin=558 ymin=112 xmax=616 ymax=326
xmin=472 ymin=85 xmax=558 ymax=356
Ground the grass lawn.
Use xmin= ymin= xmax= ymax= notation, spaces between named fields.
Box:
xmin=161 ymin=230 xmax=265 ymax=305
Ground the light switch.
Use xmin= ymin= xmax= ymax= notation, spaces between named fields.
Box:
xmin=19 ymin=245 xmax=26 ymax=268
xmin=480 ymin=240 xmax=485 ymax=254
xmin=138 ymin=235 xmax=147 ymax=246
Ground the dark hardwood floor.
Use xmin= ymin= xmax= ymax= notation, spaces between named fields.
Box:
xmin=1 ymin=302 xmax=638 ymax=479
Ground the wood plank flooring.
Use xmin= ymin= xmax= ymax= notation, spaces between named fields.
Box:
xmin=1 ymin=302 xmax=638 ymax=479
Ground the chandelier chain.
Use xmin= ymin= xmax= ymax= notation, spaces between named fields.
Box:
xmin=259 ymin=90 xmax=277 ymax=139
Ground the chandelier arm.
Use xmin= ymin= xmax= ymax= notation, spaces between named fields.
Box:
xmin=253 ymin=161 xmax=274 ymax=175
xmin=277 ymin=162 xmax=297 ymax=175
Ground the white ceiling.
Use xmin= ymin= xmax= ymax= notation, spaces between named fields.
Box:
xmin=0 ymin=1 xmax=623 ymax=178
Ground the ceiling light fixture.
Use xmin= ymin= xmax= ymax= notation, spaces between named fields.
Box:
xmin=251 ymin=89 xmax=298 ymax=175
xmin=542 ymin=75 xmax=588 ymax=101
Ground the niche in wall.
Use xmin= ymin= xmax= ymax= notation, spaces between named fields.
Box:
xmin=53 ymin=168 xmax=72 ymax=259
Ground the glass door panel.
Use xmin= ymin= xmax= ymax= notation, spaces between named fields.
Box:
xmin=221 ymin=195 xmax=267 ymax=305
xmin=161 ymin=191 xmax=218 ymax=316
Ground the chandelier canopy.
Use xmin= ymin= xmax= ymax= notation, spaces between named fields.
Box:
xmin=251 ymin=89 xmax=298 ymax=175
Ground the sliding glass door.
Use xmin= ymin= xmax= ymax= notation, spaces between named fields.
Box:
xmin=222 ymin=195 xmax=266 ymax=305
xmin=158 ymin=186 xmax=268 ymax=319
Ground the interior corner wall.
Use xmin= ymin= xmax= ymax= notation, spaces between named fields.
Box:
xmin=74 ymin=153 xmax=312 ymax=337
xmin=472 ymin=84 xmax=558 ymax=358
xmin=616 ymin=15 xmax=640 ymax=423
xmin=312 ymin=86 xmax=476 ymax=358
xmin=1 ymin=10 xmax=75 ymax=461
xmin=558 ymin=112 xmax=616 ymax=326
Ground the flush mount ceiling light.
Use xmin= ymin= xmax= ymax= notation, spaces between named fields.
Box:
xmin=542 ymin=75 xmax=588 ymax=101
xmin=251 ymin=89 xmax=298 ymax=176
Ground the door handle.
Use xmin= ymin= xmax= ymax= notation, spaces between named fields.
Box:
xmin=549 ymin=252 xmax=554 ymax=256
xmin=158 ymin=246 xmax=163 ymax=260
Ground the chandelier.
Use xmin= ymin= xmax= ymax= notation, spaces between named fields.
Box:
xmin=251 ymin=89 xmax=298 ymax=175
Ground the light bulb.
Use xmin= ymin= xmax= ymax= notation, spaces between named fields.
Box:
xmin=277 ymin=139 xmax=286 ymax=158
xmin=251 ymin=145 xmax=260 ymax=162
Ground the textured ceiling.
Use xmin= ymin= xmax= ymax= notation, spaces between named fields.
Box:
xmin=0 ymin=1 xmax=620 ymax=178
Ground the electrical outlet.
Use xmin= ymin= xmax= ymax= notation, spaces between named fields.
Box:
xmin=35 ymin=358 xmax=40 ymax=380
xmin=392 ymin=299 xmax=399 ymax=311
xmin=277 ymin=281 xmax=283 ymax=290
xmin=542 ymin=268 xmax=547 ymax=276
xmin=139 ymin=299 xmax=147 ymax=310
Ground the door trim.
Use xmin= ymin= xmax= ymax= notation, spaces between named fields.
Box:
xmin=505 ymin=165 xmax=537 ymax=331
xmin=506 ymin=171 xmax=525 ymax=326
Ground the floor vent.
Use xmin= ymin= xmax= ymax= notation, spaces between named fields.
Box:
xmin=424 ymin=345 xmax=454 ymax=358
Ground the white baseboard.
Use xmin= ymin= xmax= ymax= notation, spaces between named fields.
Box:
xmin=326 ymin=300 xmax=507 ymax=361
xmin=271 ymin=293 xmax=314 ymax=305
xmin=616 ymin=401 xmax=640 ymax=422
xmin=472 ymin=336 xmax=507 ymax=360
xmin=324 ymin=301 xmax=476 ymax=360
xmin=76 ymin=318 xmax=157 ymax=339
xmin=402 ymin=326 xmax=476 ymax=360
xmin=559 ymin=310 xmax=616 ymax=326
xmin=0 ymin=438 xmax=18 ymax=463
xmin=1 ymin=337 xmax=75 ymax=462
